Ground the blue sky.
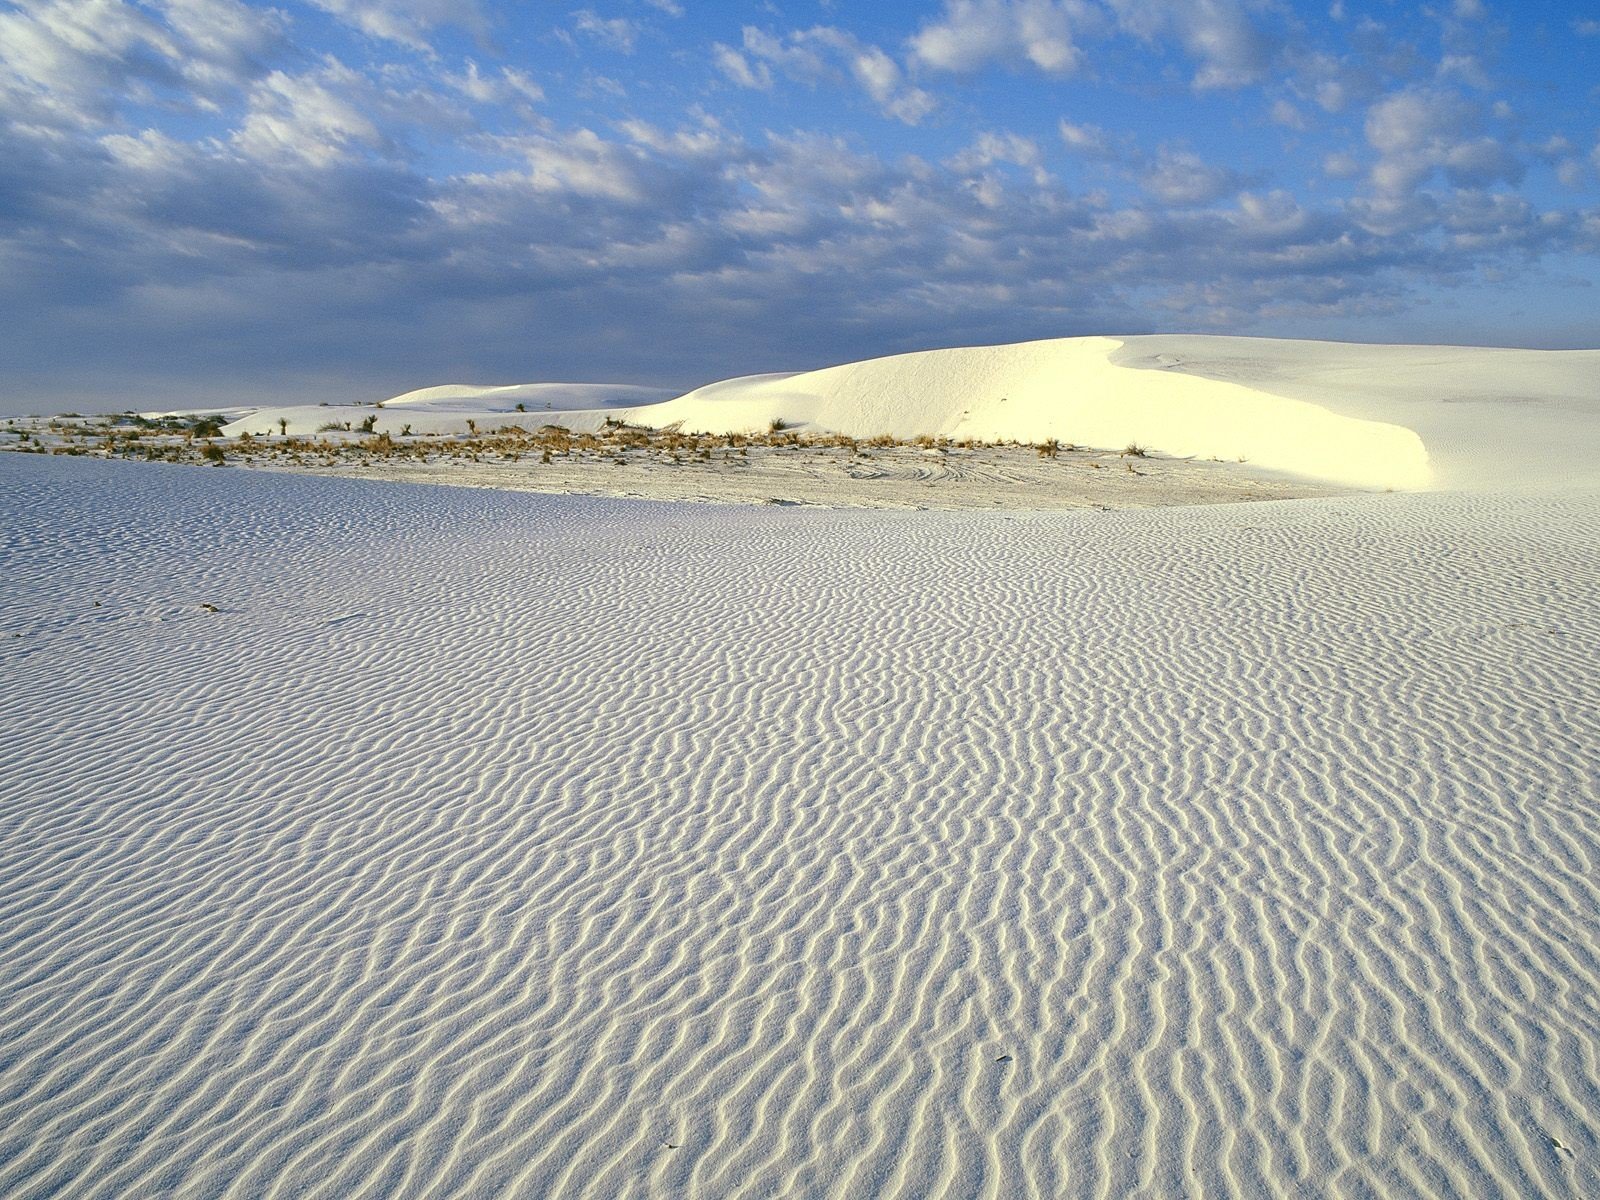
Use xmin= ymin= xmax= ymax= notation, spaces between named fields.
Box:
xmin=0 ymin=0 xmax=1597 ymax=411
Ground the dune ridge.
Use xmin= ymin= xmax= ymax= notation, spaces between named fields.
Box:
xmin=2 ymin=453 xmax=1597 ymax=1197
xmin=218 ymin=334 xmax=1599 ymax=493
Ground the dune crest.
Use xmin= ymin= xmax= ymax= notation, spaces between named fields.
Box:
xmin=640 ymin=337 xmax=1432 ymax=491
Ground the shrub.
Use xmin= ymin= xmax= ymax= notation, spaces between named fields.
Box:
xmin=190 ymin=416 xmax=225 ymax=438
xmin=199 ymin=444 xmax=226 ymax=464
xmin=1037 ymin=438 xmax=1059 ymax=458
xmin=359 ymin=414 xmax=378 ymax=434
xmin=1122 ymin=442 xmax=1148 ymax=458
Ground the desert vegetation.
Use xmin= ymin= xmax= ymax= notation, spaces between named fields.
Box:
xmin=0 ymin=410 xmax=1310 ymax=512
xmin=8 ymin=412 xmax=1152 ymax=473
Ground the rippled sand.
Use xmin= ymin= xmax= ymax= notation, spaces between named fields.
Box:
xmin=2 ymin=454 xmax=1596 ymax=1197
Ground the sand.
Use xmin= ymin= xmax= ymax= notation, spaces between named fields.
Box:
xmin=2 ymin=450 xmax=1598 ymax=1197
xmin=1 ymin=333 xmax=1597 ymax=1196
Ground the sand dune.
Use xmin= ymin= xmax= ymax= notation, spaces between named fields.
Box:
xmin=2 ymin=449 xmax=1597 ymax=1197
xmin=224 ymin=383 xmax=673 ymax=440
xmin=220 ymin=335 xmax=1599 ymax=493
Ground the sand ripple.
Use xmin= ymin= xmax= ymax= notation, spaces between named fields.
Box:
xmin=1 ymin=457 xmax=1596 ymax=1197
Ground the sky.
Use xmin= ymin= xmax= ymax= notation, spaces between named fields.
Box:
xmin=1 ymin=0 xmax=1597 ymax=411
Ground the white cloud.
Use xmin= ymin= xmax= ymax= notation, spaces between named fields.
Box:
xmin=617 ymin=115 xmax=737 ymax=162
xmin=488 ymin=127 xmax=651 ymax=202
xmin=911 ymin=0 xmax=1275 ymax=88
xmin=303 ymin=0 xmax=489 ymax=54
xmin=1270 ymin=99 xmax=1307 ymax=130
xmin=947 ymin=131 xmax=1040 ymax=172
xmin=1058 ymin=120 xmax=1115 ymax=158
xmin=1364 ymin=87 xmax=1521 ymax=198
xmin=1438 ymin=53 xmax=1489 ymax=89
xmin=1574 ymin=19 xmax=1600 ymax=36
xmin=232 ymin=64 xmax=388 ymax=166
xmin=910 ymin=0 xmax=1096 ymax=74
xmin=446 ymin=60 xmax=543 ymax=105
xmin=733 ymin=26 xmax=935 ymax=124
xmin=644 ymin=0 xmax=684 ymax=15
xmin=1104 ymin=0 xmax=1274 ymax=89
xmin=1323 ymin=151 xmax=1361 ymax=179
xmin=846 ymin=43 xmax=937 ymax=124
xmin=712 ymin=44 xmax=772 ymax=90
xmin=1141 ymin=147 xmax=1244 ymax=204
xmin=154 ymin=0 xmax=286 ymax=90
xmin=571 ymin=10 xmax=639 ymax=54
xmin=0 ymin=0 xmax=283 ymax=127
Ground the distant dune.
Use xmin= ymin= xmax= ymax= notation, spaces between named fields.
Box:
xmin=223 ymin=335 xmax=1600 ymax=493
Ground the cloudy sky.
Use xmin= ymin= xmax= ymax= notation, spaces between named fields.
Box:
xmin=1 ymin=0 xmax=1597 ymax=410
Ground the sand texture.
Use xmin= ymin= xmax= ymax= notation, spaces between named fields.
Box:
xmin=2 ymin=452 xmax=1596 ymax=1197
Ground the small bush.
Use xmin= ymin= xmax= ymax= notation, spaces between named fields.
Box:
xmin=1122 ymin=442 xmax=1148 ymax=458
xmin=359 ymin=414 xmax=378 ymax=434
xmin=199 ymin=444 xmax=226 ymax=464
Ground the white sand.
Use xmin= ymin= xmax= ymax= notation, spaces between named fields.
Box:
xmin=245 ymin=441 xmax=1349 ymax=511
xmin=220 ymin=335 xmax=1600 ymax=493
xmin=3 ymin=336 xmax=1598 ymax=1197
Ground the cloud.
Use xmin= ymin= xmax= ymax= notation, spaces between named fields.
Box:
xmin=726 ymin=26 xmax=936 ymax=124
xmin=444 ymin=60 xmax=543 ymax=105
xmin=303 ymin=0 xmax=491 ymax=54
xmin=227 ymin=58 xmax=472 ymax=167
xmin=712 ymin=44 xmax=772 ymax=90
xmin=232 ymin=65 xmax=389 ymax=166
xmin=947 ymin=131 xmax=1043 ymax=177
xmin=910 ymin=0 xmax=1096 ymax=74
xmin=1104 ymin=0 xmax=1275 ymax=89
xmin=1270 ymin=99 xmax=1307 ymax=130
xmin=909 ymin=0 xmax=1277 ymax=88
xmin=1141 ymin=148 xmax=1246 ymax=204
xmin=481 ymin=127 xmax=655 ymax=202
xmin=0 ymin=0 xmax=285 ymax=128
xmin=570 ymin=9 xmax=639 ymax=53
xmin=1363 ymin=86 xmax=1522 ymax=199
